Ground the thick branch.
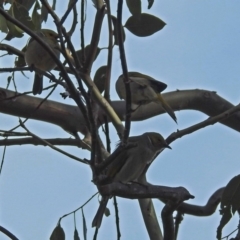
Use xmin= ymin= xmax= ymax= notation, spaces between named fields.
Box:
xmin=1 ymin=88 xmax=240 ymax=135
xmin=110 ymin=89 xmax=240 ymax=132
xmin=98 ymin=182 xmax=194 ymax=201
xmin=0 ymin=88 xmax=88 ymax=135
xmin=0 ymin=226 xmax=18 ymax=240
xmin=171 ymin=187 xmax=224 ymax=216
xmin=138 ymin=199 xmax=163 ymax=240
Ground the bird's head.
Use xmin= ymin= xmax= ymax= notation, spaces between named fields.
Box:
xmin=40 ymin=29 xmax=59 ymax=41
xmin=146 ymin=132 xmax=171 ymax=150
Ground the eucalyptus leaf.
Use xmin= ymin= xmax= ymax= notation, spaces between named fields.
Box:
xmin=74 ymin=228 xmax=80 ymax=240
xmin=125 ymin=13 xmax=166 ymax=37
xmin=126 ymin=0 xmax=141 ymax=18
xmin=111 ymin=15 xmax=126 ymax=46
xmin=93 ymin=65 xmax=107 ymax=94
xmin=148 ymin=0 xmax=154 ymax=9
xmin=75 ymin=45 xmax=101 ymax=65
xmin=50 ymin=223 xmax=65 ymax=240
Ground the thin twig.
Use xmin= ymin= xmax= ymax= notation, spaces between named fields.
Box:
xmin=80 ymin=0 xmax=86 ymax=65
xmin=19 ymin=120 xmax=89 ymax=164
xmin=117 ymin=0 xmax=131 ymax=143
xmin=59 ymin=192 xmax=98 ymax=220
xmin=113 ymin=196 xmax=121 ymax=239
xmin=0 ymin=226 xmax=18 ymax=240
xmin=166 ymin=103 xmax=240 ymax=145
xmin=60 ymin=0 xmax=77 ymax=24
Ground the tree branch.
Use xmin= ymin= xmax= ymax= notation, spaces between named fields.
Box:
xmin=98 ymin=182 xmax=194 ymax=201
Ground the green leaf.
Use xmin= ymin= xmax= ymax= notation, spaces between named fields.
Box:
xmin=75 ymin=45 xmax=101 ymax=65
xmin=111 ymin=15 xmax=126 ymax=46
xmin=31 ymin=1 xmax=41 ymax=31
xmin=126 ymin=0 xmax=141 ymax=19
xmin=41 ymin=4 xmax=48 ymax=22
xmin=12 ymin=1 xmax=34 ymax=30
xmin=93 ymin=65 xmax=107 ymax=94
xmin=148 ymin=0 xmax=154 ymax=9
xmin=0 ymin=14 xmax=8 ymax=33
xmin=125 ymin=13 xmax=166 ymax=37
xmin=5 ymin=8 xmax=24 ymax=40
xmin=5 ymin=1 xmax=35 ymax=40
xmin=20 ymin=0 xmax=36 ymax=11
xmin=50 ymin=223 xmax=65 ymax=240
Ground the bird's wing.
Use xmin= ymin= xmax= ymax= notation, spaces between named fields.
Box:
xmin=148 ymin=78 xmax=167 ymax=93
xmin=128 ymin=72 xmax=167 ymax=93
xmin=106 ymin=150 xmax=129 ymax=179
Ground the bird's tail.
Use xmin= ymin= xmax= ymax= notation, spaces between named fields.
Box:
xmin=33 ymin=73 xmax=43 ymax=95
xmin=157 ymin=94 xmax=177 ymax=123
xmin=92 ymin=196 xmax=109 ymax=228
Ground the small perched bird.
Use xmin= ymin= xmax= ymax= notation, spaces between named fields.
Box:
xmin=25 ymin=29 xmax=60 ymax=95
xmin=115 ymin=72 xmax=177 ymax=123
xmin=92 ymin=132 xmax=171 ymax=228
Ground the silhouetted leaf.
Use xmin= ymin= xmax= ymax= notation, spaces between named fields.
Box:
xmin=5 ymin=1 xmax=35 ymax=40
xmin=74 ymin=228 xmax=80 ymax=240
xmin=81 ymin=209 xmax=87 ymax=240
xmin=126 ymin=0 xmax=141 ymax=19
xmin=50 ymin=223 xmax=65 ymax=240
xmin=111 ymin=15 xmax=126 ymax=46
xmin=12 ymin=1 xmax=34 ymax=30
xmin=75 ymin=45 xmax=101 ymax=65
xmin=125 ymin=13 xmax=166 ymax=37
xmin=93 ymin=65 xmax=107 ymax=94
xmin=148 ymin=0 xmax=154 ymax=9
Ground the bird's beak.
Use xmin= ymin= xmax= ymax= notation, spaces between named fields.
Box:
xmin=165 ymin=143 xmax=172 ymax=149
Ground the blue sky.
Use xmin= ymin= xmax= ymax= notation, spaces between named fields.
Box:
xmin=1 ymin=1 xmax=240 ymax=240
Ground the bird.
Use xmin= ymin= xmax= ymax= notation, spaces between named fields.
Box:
xmin=115 ymin=72 xmax=177 ymax=123
xmin=25 ymin=29 xmax=60 ymax=95
xmin=92 ymin=132 xmax=171 ymax=228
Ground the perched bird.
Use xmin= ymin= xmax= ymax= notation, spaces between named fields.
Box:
xmin=92 ymin=132 xmax=171 ymax=228
xmin=25 ymin=29 xmax=60 ymax=95
xmin=115 ymin=72 xmax=177 ymax=123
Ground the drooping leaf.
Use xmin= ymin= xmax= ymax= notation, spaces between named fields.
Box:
xmin=50 ymin=223 xmax=65 ymax=240
xmin=5 ymin=1 xmax=35 ymax=40
xmin=126 ymin=0 xmax=141 ymax=19
xmin=12 ymin=1 xmax=34 ymax=30
xmin=75 ymin=45 xmax=101 ymax=65
xmin=5 ymin=8 xmax=24 ymax=40
xmin=0 ymin=14 xmax=8 ymax=33
xmin=31 ymin=1 xmax=41 ymax=30
xmin=81 ymin=209 xmax=87 ymax=240
xmin=41 ymin=4 xmax=49 ymax=22
xmin=125 ymin=13 xmax=166 ymax=37
xmin=20 ymin=0 xmax=36 ymax=11
xmin=111 ymin=15 xmax=126 ymax=46
xmin=74 ymin=228 xmax=80 ymax=240
xmin=93 ymin=65 xmax=107 ymax=94
xmin=148 ymin=0 xmax=154 ymax=9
